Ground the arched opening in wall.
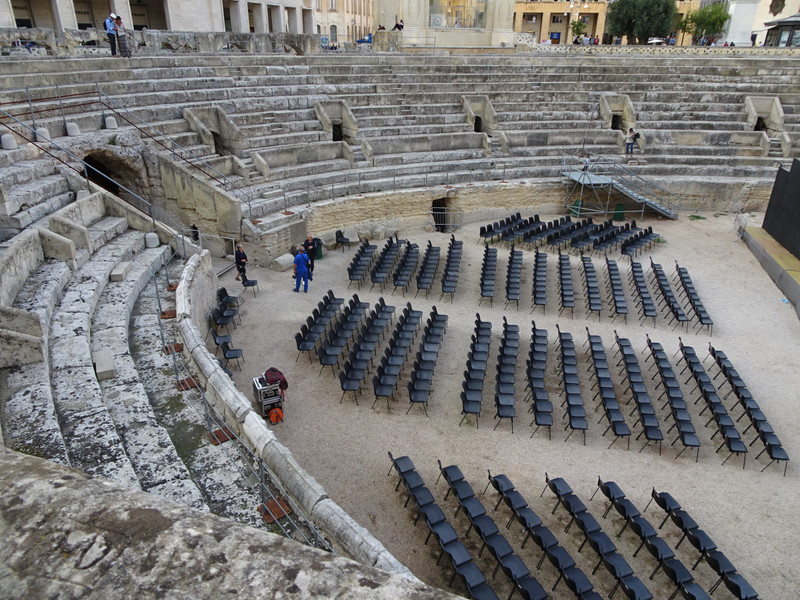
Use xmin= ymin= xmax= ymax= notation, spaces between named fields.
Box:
xmin=474 ymin=115 xmax=483 ymax=133
xmin=431 ymin=198 xmax=449 ymax=232
xmin=754 ymin=117 xmax=767 ymax=132
xmin=610 ymin=114 xmax=623 ymax=131
xmin=83 ymin=152 xmax=147 ymax=207
xmin=84 ymin=155 xmax=119 ymax=195
xmin=332 ymin=121 xmax=343 ymax=142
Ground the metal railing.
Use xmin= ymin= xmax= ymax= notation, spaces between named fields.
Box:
xmin=150 ymin=266 xmax=332 ymax=552
xmin=1 ymin=85 xmax=254 ymax=210
xmin=560 ymin=152 xmax=705 ymax=218
xmin=0 ymin=106 xmax=192 ymax=237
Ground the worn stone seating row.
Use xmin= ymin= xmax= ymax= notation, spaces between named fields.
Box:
xmin=0 ymin=160 xmax=75 ymax=233
xmin=90 ymin=243 xmax=208 ymax=507
xmin=47 ymin=230 xmax=145 ymax=488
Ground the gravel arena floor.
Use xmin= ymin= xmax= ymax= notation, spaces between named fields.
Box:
xmin=222 ymin=211 xmax=799 ymax=599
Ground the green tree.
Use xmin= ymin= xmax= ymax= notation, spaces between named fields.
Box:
xmin=606 ymin=0 xmax=678 ymax=45
xmin=571 ymin=19 xmax=588 ymax=40
xmin=689 ymin=3 xmax=731 ymax=43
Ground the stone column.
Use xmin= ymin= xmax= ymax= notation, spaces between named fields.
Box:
xmin=490 ymin=0 xmax=515 ymax=47
xmin=0 ymin=0 xmax=15 ymax=28
xmin=229 ymin=0 xmax=249 ymax=33
xmin=540 ymin=8 xmax=551 ymax=44
xmin=50 ymin=0 xmax=78 ymax=31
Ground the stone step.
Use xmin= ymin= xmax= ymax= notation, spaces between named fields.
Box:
xmin=129 ymin=259 xmax=264 ymax=527
xmin=48 ymin=230 xmax=146 ymax=488
xmin=0 ymin=174 xmax=71 ymax=217
xmin=91 ymin=245 xmax=207 ymax=507
xmin=0 ymin=191 xmax=75 ymax=232
xmin=0 ymin=158 xmax=57 ymax=189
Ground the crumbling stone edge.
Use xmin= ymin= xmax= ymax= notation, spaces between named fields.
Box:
xmin=175 ymin=251 xmax=416 ymax=580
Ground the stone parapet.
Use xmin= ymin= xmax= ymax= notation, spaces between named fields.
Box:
xmin=175 ymin=251 xmax=415 ymax=579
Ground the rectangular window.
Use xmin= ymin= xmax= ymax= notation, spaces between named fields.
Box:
xmin=552 ymin=15 xmax=563 ymax=24
xmin=329 ymin=0 xmax=336 ymax=11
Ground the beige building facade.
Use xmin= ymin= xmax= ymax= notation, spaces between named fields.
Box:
xmin=315 ymin=0 xmax=372 ymax=44
xmin=0 ymin=0 xmax=315 ymax=34
xmin=512 ymin=0 xmax=702 ymax=46
xmin=373 ymin=0 xmax=515 ymax=47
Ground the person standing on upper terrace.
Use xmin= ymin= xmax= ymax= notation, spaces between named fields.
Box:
xmin=114 ymin=16 xmax=132 ymax=58
xmin=625 ymin=128 xmax=639 ymax=156
xmin=105 ymin=13 xmax=117 ymax=57
xmin=392 ymin=20 xmax=404 ymax=30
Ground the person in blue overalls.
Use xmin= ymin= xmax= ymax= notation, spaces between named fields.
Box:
xmin=293 ymin=245 xmax=311 ymax=293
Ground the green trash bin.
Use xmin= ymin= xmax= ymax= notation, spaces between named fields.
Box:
xmin=314 ymin=238 xmax=323 ymax=260
xmin=613 ymin=203 xmax=625 ymax=222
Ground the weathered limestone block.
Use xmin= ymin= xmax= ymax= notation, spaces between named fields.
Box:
xmin=92 ymin=352 xmax=115 ymax=381
xmin=1 ymin=133 xmax=18 ymax=150
xmin=0 ymin=449 xmax=452 ymax=599
xmin=66 ymin=122 xmax=80 ymax=136
xmin=270 ymin=252 xmax=294 ymax=271
xmin=109 ymin=261 xmax=131 ymax=282
xmin=262 ymin=439 xmax=328 ymax=512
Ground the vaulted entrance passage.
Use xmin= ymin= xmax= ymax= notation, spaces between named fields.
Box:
xmin=611 ymin=114 xmax=623 ymax=131
xmin=431 ymin=198 xmax=448 ymax=232
xmin=474 ymin=115 xmax=483 ymax=133
xmin=84 ymin=155 xmax=119 ymax=195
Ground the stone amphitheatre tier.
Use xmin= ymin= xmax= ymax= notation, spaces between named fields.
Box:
xmin=1 ymin=49 xmax=799 ymax=599
xmin=0 ymin=51 xmax=798 ymax=261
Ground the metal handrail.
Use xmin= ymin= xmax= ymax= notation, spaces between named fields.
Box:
xmin=94 ymin=88 xmax=232 ymax=190
xmin=0 ymin=107 xmax=190 ymax=237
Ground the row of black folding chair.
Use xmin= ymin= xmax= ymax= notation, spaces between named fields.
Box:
xmin=493 ymin=318 xmax=519 ymax=432
xmin=614 ymin=332 xmax=665 ymax=455
xmin=530 ymin=249 xmax=547 ymax=313
xmin=407 ymin=305 xmax=446 ymax=416
xmin=547 ymin=217 xmax=593 ymax=249
xmin=526 ymin=322 xmax=552 ymax=439
xmin=337 ymin=296 xmax=375 ymax=403
xmin=461 ymin=314 xmax=492 ymax=428
xmin=677 ymin=339 xmax=747 ymax=468
xmin=415 ymin=240 xmax=440 ymax=298
xmin=505 ymin=245 xmax=523 ymax=310
xmin=674 ymin=262 xmax=714 ymax=334
xmin=620 ymin=226 xmax=659 ymax=257
xmin=557 ymin=218 xmax=600 ymax=251
xmin=441 ymin=235 xmax=462 ymax=301
xmin=542 ymin=474 xmax=647 ymax=600
xmin=650 ymin=259 xmax=690 ymax=330
xmin=592 ymin=221 xmax=640 ymax=255
xmin=475 ymin=471 xmax=551 ymax=600
xmin=629 ymin=261 xmax=658 ymax=326
xmin=605 ymin=258 xmax=629 ymax=323
xmin=296 ymin=290 xmax=344 ymax=362
xmin=315 ymin=292 xmax=366 ymax=375
xmin=502 ymin=215 xmax=542 ymax=245
xmin=392 ymin=241 xmax=419 ymax=295
xmin=523 ymin=216 xmax=573 ymax=247
xmin=645 ymin=335 xmax=702 ymax=462
xmin=388 ymin=454 xmax=499 ymax=600
xmin=594 ymin=480 xmax=701 ymax=600
xmin=644 ymin=488 xmax=758 ymax=600
xmin=347 ymin=239 xmax=377 ymax=288
xmin=556 ymin=325 xmax=587 ymax=443
xmin=479 ymin=212 xmax=523 ymax=244
xmin=370 ymin=237 xmax=402 ymax=290
xmin=479 ymin=244 xmax=497 ymax=306
xmin=437 ymin=464 xmax=532 ymax=600
xmin=558 ymin=251 xmax=575 ymax=317
xmin=707 ymin=345 xmax=788 ymax=475
xmin=585 ymin=329 xmax=631 ymax=449
xmin=581 ymin=256 xmax=603 ymax=319
xmin=210 ymin=287 xmax=244 ymax=370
